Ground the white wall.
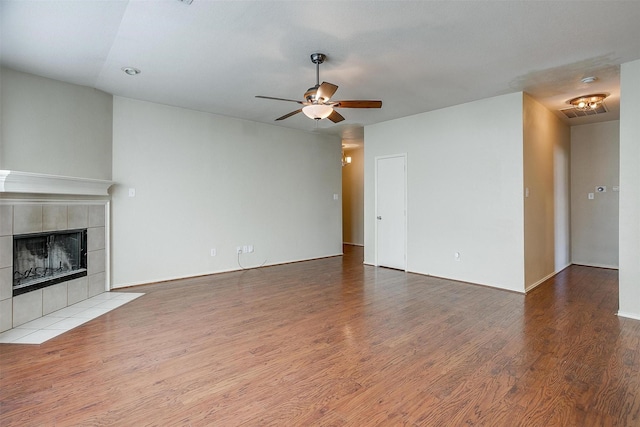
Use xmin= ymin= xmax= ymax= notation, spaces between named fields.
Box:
xmin=0 ymin=68 xmax=113 ymax=180
xmin=571 ymin=121 xmax=619 ymax=268
xmin=523 ymin=94 xmax=571 ymax=290
xmin=364 ymin=92 xmax=525 ymax=292
xmin=342 ymin=147 xmax=364 ymax=245
xmin=619 ymin=59 xmax=640 ymax=319
xmin=111 ymin=97 xmax=342 ymax=287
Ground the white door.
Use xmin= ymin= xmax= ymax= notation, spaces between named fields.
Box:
xmin=375 ymin=155 xmax=406 ymax=270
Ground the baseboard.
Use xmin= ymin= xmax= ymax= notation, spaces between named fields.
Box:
xmin=618 ymin=311 xmax=640 ymax=321
xmin=525 ymin=263 xmax=571 ymax=293
xmin=571 ymin=262 xmax=619 ymax=270
xmin=112 ymin=267 xmax=243 ymax=289
xmin=112 ymin=252 xmax=344 ymax=289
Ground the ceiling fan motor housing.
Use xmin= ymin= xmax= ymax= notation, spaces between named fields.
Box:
xmin=305 ymin=85 xmax=321 ymax=103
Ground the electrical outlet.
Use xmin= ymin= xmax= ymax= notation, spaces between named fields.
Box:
xmin=237 ymin=247 xmax=243 ymax=254
xmin=210 ymin=248 xmax=216 ymax=257
xmin=247 ymin=245 xmax=254 ymax=253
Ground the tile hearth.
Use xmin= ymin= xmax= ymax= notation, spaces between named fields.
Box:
xmin=0 ymin=292 xmax=143 ymax=344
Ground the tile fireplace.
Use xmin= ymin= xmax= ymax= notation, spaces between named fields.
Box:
xmin=0 ymin=203 xmax=108 ymax=331
xmin=1 ymin=170 xmax=114 ymax=333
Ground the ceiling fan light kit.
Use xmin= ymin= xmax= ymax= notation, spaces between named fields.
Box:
xmin=302 ymin=104 xmax=333 ymax=120
xmin=256 ymin=53 xmax=382 ymax=123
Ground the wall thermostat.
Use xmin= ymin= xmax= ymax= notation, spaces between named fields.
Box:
xmin=596 ymin=186 xmax=606 ymax=193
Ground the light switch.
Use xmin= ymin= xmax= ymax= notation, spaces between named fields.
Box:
xmin=588 ymin=193 xmax=594 ymax=200
xmin=333 ymin=194 xmax=339 ymax=200
xmin=128 ymin=188 xmax=136 ymax=197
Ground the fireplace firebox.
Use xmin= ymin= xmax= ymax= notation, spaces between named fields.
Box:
xmin=13 ymin=229 xmax=88 ymax=297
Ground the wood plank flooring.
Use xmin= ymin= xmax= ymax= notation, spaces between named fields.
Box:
xmin=1 ymin=245 xmax=639 ymax=426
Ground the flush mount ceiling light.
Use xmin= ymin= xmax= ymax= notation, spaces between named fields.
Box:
xmin=581 ymin=76 xmax=597 ymax=84
xmin=568 ymin=93 xmax=607 ymax=111
xmin=121 ymin=67 xmax=141 ymax=76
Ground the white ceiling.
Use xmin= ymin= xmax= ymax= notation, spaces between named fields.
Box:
xmin=2 ymin=1 xmax=640 ymax=145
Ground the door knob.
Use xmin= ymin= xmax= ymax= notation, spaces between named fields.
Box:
xmin=377 ymin=216 xmax=382 ymax=220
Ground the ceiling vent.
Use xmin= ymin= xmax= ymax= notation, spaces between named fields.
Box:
xmin=560 ymin=103 xmax=608 ymax=119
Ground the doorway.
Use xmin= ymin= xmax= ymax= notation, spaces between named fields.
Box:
xmin=342 ymin=146 xmax=364 ymax=246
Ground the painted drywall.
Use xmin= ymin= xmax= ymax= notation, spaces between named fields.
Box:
xmin=523 ymin=94 xmax=571 ymax=290
xmin=571 ymin=121 xmax=619 ymax=268
xmin=364 ymin=92 xmax=525 ymax=292
xmin=342 ymin=147 xmax=364 ymax=245
xmin=0 ymin=68 xmax=113 ymax=180
xmin=111 ymin=97 xmax=342 ymax=287
xmin=619 ymin=59 xmax=640 ymax=319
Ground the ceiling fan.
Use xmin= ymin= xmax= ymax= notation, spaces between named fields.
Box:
xmin=256 ymin=53 xmax=382 ymax=123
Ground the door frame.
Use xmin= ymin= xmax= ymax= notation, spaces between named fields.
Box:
xmin=374 ymin=153 xmax=408 ymax=270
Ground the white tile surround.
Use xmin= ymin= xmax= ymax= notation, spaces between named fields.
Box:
xmin=0 ymin=201 xmax=110 ymax=333
xmin=0 ymin=292 xmax=143 ymax=344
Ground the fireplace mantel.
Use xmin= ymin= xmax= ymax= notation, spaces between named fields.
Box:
xmin=0 ymin=170 xmax=113 ymax=196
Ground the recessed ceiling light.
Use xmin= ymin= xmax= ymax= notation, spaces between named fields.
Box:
xmin=581 ymin=76 xmax=597 ymax=84
xmin=121 ymin=67 xmax=141 ymax=76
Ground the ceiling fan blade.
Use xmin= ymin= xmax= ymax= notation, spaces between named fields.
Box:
xmin=317 ymin=82 xmax=338 ymax=101
xmin=275 ymin=109 xmax=302 ymax=121
xmin=327 ymin=110 xmax=345 ymax=123
xmin=256 ymin=95 xmax=304 ymax=104
xmin=334 ymin=100 xmax=382 ymax=108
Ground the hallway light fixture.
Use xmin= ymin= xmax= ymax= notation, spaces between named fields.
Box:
xmin=568 ymin=93 xmax=607 ymax=111
xmin=342 ymin=152 xmax=352 ymax=167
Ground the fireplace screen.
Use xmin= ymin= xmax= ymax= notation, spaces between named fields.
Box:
xmin=13 ymin=229 xmax=87 ymax=296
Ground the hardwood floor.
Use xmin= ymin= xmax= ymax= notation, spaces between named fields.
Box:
xmin=1 ymin=245 xmax=639 ymax=426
